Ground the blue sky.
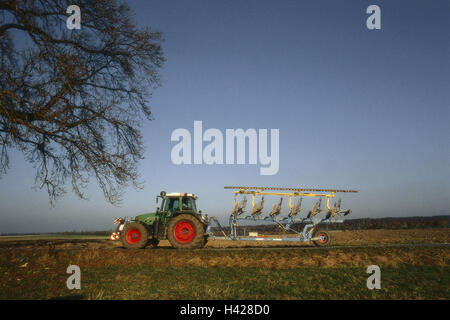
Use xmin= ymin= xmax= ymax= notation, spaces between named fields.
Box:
xmin=0 ymin=0 xmax=449 ymax=233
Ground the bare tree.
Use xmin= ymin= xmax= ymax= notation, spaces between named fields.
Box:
xmin=0 ymin=0 xmax=164 ymax=205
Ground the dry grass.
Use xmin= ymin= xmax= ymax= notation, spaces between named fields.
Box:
xmin=1 ymin=243 xmax=448 ymax=273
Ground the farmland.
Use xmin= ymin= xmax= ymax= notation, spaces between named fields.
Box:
xmin=0 ymin=228 xmax=449 ymax=300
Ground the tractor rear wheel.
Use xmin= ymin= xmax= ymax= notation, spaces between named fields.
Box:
xmin=121 ymin=222 xmax=148 ymax=249
xmin=312 ymin=229 xmax=331 ymax=247
xmin=167 ymin=214 xmax=205 ymax=249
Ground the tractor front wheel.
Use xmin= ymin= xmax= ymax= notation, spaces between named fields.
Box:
xmin=120 ymin=222 xmax=148 ymax=249
xmin=167 ymin=214 xmax=205 ymax=249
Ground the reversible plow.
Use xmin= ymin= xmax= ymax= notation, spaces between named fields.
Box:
xmin=207 ymin=186 xmax=359 ymax=246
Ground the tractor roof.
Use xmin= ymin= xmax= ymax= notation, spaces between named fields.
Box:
xmin=165 ymin=192 xmax=197 ymax=199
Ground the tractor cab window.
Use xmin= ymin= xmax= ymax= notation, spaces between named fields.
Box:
xmin=182 ymin=197 xmax=197 ymax=211
xmin=164 ymin=198 xmax=180 ymax=213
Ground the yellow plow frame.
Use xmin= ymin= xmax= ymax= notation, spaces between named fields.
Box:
xmin=225 ymin=186 xmax=358 ymax=212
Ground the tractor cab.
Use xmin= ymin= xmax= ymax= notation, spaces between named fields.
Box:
xmin=133 ymin=192 xmax=200 ymax=226
xmin=158 ymin=192 xmax=198 ymax=214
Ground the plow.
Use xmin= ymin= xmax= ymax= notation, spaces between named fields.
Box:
xmin=114 ymin=186 xmax=358 ymax=249
xmin=207 ymin=186 xmax=358 ymax=246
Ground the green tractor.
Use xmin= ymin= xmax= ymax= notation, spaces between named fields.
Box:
xmin=116 ymin=191 xmax=209 ymax=249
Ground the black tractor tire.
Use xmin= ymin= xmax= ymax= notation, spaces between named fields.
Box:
xmin=312 ymin=229 xmax=331 ymax=247
xmin=120 ymin=222 xmax=149 ymax=249
xmin=167 ymin=214 xmax=205 ymax=249
xmin=148 ymin=238 xmax=160 ymax=248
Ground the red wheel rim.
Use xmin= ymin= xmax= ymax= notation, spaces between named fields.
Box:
xmin=317 ymin=232 xmax=328 ymax=244
xmin=173 ymin=220 xmax=195 ymax=244
xmin=126 ymin=228 xmax=141 ymax=244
